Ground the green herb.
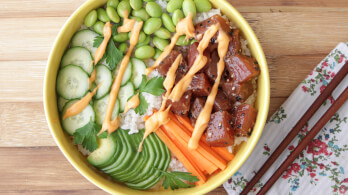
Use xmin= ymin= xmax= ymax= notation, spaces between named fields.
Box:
xmin=154 ymin=168 xmax=199 ymax=190
xmin=73 ymin=120 xmax=107 ymax=152
xmin=92 ymin=36 xmax=123 ymax=70
xmin=134 ymin=75 xmax=165 ymax=115
xmin=134 ymin=92 xmax=148 ymax=115
xmin=97 ymin=131 xmax=108 ymax=139
xmin=93 ymin=36 xmax=104 ymax=48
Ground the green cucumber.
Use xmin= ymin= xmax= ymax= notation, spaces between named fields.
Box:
xmin=71 ymin=29 xmax=99 ymax=56
xmin=93 ymin=95 xmax=119 ymax=125
xmin=61 ymin=47 xmax=94 ymax=75
xmin=87 ymin=135 xmax=117 ymax=167
xmin=95 ymin=65 xmax=113 ymax=99
xmin=131 ymin=58 xmax=146 ymax=89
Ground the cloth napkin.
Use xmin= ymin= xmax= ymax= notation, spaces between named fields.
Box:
xmin=223 ymin=42 xmax=348 ymax=195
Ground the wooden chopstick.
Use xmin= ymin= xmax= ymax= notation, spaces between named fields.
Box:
xmin=258 ymin=86 xmax=348 ymax=194
xmin=241 ymin=61 xmax=348 ymax=195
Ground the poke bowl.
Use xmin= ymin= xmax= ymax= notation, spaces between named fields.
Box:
xmin=44 ymin=0 xmax=270 ymax=194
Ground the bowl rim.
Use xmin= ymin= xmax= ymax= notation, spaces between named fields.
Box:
xmin=43 ymin=0 xmax=270 ymax=194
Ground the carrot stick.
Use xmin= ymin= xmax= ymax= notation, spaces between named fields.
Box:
xmin=163 ymin=115 xmax=227 ymax=170
xmin=176 ymin=115 xmax=234 ymax=161
xmin=155 ymin=129 xmax=206 ymax=185
xmin=161 ymin=125 xmax=218 ymax=174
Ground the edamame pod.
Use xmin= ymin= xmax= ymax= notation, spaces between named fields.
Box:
xmin=194 ymin=0 xmax=211 ymax=12
xmin=162 ymin=13 xmax=176 ymax=32
xmin=135 ymin=45 xmax=155 ymax=59
xmin=146 ymin=2 xmax=163 ymax=18
xmin=118 ymin=43 xmax=128 ymax=53
xmin=132 ymin=8 xmax=150 ymax=21
xmin=107 ymin=0 xmax=119 ymax=9
xmin=113 ymin=32 xmax=128 ymax=42
xmin=106 ymin=6 xmax=120 ymax=23
xmin=166 ymin=0 xmax=183 ymax=13
xmin=172 ymin=9 xmax=184 ymax=25
xmin=97 ymin=8 xmax=110 ymax=22
xmin=143 ymin=18 xmax=162 ymax=35
xmin=117 ymin=1 xmax=131 ymax=18
xmin=153 ymin=36 xmax=169 ymax=51
xmin=130 ymin=0 xmax=143 ymax=10
xmin=84 ymin=10 xmax=97 ymax=27
xmin=154 ymin=28 xmax=171 ymax=39
xmin=182 ymin=0 xmax=196 ymax=17
xmin=94 ymin=21 xmax=105 ymax=35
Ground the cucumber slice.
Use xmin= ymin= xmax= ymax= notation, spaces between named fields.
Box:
xmin=95 ymin=65 xmax=112 ymax=99
xmin=113 ymin=62 xmax=132 ymax=86
xmin=61 ymin=100 xmax=95 ymax=135
xmin=61 ymin=47 xmax=93 ymax=75
xmin=106 ymin=130 xmax=135 ymax=175
xmin=58 ymin=96 xmax=68 ymax=112
xmin=118 ymin=82 xmax=135 ymax=112
xmin=87 ymin=135 xmax=117 ymax=167
xmin=127 ymin=134 xmax=158 ymax=184
xmin=97 ymin=131 xmax=123 ymax=169
xmin=71 ymin=29 xmax=99 ymax=56
xmin=98 ymin=59 xmax=113 ymax=71
xmin=117 ymin=132 xmax=149 ymax=182
xmin=131 ymin=58 xmax=146 ymax=89
xmin=93 ymin=95 xmax=120 ymax=125
xmin=56 ymin=65 xmax=89 ymax=100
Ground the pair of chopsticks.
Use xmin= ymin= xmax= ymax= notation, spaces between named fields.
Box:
xmin=241 ymin=62 xmax=348 ymax=195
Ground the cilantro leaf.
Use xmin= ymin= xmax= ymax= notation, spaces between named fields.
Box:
xmin=93 ymin=36 xmax=104 ymax=48
xmin=140 ymin=76 xmax=165 ymax=96
xmin=105 ymin=39 xmax=123 ymax=70
xmin=97 ymin=131 xmax=108 ymax=139
xmin=154 ymin=168 xmax=199 ymax=190
xmin=138 ymin=75 xmax=147 ymax=91
xmin=111 ymin=25 xmax=119 ymax=36
xmin=134 ymin=93 xmax=148 ymax=115
xmin=73 ymin=120 xmax=105 ymax=152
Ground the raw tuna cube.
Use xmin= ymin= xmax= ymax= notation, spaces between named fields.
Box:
xmin=225 ymin=54 xmax=260 ymax=83
xmin=221 ymin=79 xmax=254 ymax=102
xmin=188 ymin=73 xmax=212 ymax=96
xmin=166 ymin=91 xmax=192 ymax=116
xmin=213 ymin=91 xmax=233 ymax=112
xmin=190 ymin=97 xmax=206 ymax=119
xmin=231 ymin=104 xmax=258 ymax=136
xmin=205 ymin=111 xmax=235 ymax=147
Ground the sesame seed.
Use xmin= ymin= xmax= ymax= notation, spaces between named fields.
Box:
xmin=231 ymin=86 xmax=235 ymax=91
xmin=218 ymin=122 xmax=222 ymax=129
xmin=185 ymin=95 xmax=189 ymax=99
xmin=208 ymin=132 xmax=212 ymax=137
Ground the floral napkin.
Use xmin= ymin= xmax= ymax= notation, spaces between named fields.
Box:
xmin=223 ymin=42 xmax=348 ymax=195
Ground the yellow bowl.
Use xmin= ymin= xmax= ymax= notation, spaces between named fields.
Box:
xmin=44 ymin=0 xmax=270 ymax=194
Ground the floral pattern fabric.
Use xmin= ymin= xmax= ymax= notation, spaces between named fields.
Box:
xmin=223 ymin=43 xmax=348 ymax=195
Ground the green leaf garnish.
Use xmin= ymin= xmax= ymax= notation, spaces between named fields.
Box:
xmin=73 ymin=120 xmax=105 ymax=152
xmin=92 ymin=35 xmax=123 ymax=70
xmin=134 ymin=93 xmax=148 ymax=115
xmin=134 ymin=75 xmax=165 ymax=114
xmin=97 ymin=131 xmax=108 ymax=139
xmin=141 ymin=76 xmax=166 ymax=96
xmin=154 ymin=168 xmax=199 ymax=190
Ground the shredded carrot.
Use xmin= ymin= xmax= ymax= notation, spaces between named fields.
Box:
xmin=161 ymin=125 xmax=218 ymax=175
xmin=163 ymin=114 xmax=227 ymax=170
xmin=175 ymin=115 xmax=234 ymax=161
xmin=155 ymin=129 xmax=206 ymax=185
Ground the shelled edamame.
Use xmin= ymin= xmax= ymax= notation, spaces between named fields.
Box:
xmin=82 ymin=0 xmax=213 ymax=62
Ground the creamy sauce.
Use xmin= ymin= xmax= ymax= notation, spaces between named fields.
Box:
xmin=123 ymin=93 xmax=140 ymax=113
xmin=168 ymin=24 xmax=220 ymax=102
xmin=145 ymin=13 xmax=194 ymax=75
xmin=139 ymin=55 xmax=182 ymax=151
xmin=63 ymin=22 xmax=112 ymax=118
xmin=188 ymin=30 xmax=230 ymax=150
xmin=100 ymin=11 xmax=143 ymax=134
xmin=63 ymin=83 xmax=102 ymax=119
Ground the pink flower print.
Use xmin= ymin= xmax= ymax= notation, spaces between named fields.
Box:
xmin=331 ymin=72 xmax=336 ymax=78
xmin=302 ymin=86 xmax=308 ymax=92
xmin=307 ymin=166 xmax=313 ymax=172
xmin=342 ymin=178 xmax=348 ymax=184
xmin=319 ymin=164 xmax=325 ymax=169
xmin=264 ymin=145 xmax=270 ymax=152
xmin=328 ymin=96 xmax=335 ymax=104
xmin=320 ymin=85 xmax=326 ymax=93
xmin=332 ymin=161 xmax=338 ymax=166
xmin=339 ymin=185 xmax=347 ymax=194
xmin=325 ymin=75 xmax=330 ymax=80
xmin=339 ymin=54 xmax=344 ymax=63
xmin=291 ymin=163 xmax=300 ymax=173
xmin=288 ymin=145 xmax=295 ymax=151
xmin=310 ymin=173 xmax=316 ymax=178
xmin=307 ymin=139 xmax=328 ymax=156
xmin=322 ymin=61 xmax=328 ymax=67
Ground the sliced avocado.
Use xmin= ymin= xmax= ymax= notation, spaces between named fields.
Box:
xmin=96 ymin=133 xmax=123 ymax=169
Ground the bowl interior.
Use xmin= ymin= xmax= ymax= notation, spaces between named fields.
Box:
xmin=44 ymin=0 xmax=270 ymax=194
